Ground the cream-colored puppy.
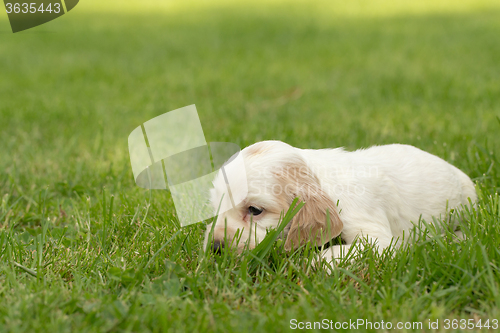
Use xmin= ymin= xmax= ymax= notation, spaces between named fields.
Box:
xmin=203 ymin=140 xmax=476 ymax=262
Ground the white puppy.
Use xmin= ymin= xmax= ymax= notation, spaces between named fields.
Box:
xmin=203 ymin=140 xmax=476 ymax=263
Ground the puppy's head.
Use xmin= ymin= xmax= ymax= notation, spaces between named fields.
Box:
xmin=203 ymin=141 xmax=343 ymax=253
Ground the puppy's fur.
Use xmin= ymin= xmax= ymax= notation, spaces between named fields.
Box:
xmin=203 ymin=141 xmax=476 ymax=262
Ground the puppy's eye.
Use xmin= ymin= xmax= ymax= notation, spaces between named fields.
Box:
xmin=248 ymin=206 xmax=263 ymax=216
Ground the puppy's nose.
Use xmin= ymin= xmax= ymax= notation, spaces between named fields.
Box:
xmin=212 ymin=240 xmax=224 ymax=255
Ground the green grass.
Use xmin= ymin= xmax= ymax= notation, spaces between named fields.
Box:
xmin=1 ymin=0 xmax=500 ymax=331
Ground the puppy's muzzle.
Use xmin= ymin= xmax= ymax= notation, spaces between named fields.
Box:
xmin=212 ymin=240 xmax=224 ymax=255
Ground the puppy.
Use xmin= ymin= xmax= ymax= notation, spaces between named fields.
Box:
xmin=203 ymin=140 xmax=476 ymax=263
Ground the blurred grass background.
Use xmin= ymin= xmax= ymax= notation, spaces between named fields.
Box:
xmin=1 ymin=0 xmax=500 ymax=331
xmin=1 ymin=0 xmax=499 ymax=202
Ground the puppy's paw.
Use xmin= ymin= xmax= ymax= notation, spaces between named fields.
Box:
xmin=311 ymin=245 xmax=347 ymax=274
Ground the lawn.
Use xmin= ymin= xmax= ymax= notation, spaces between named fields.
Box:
xmin=1 ymin=0 xmax=500 ymax=331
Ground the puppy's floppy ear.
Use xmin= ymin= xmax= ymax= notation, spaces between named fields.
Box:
xmin=285 ymin=189 xmax=342 ymax=251
xmin=276 ymin=159 xmax=343 ymax=251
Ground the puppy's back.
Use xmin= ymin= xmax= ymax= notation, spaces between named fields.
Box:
xmin=355 ymin=144 xmax=476 ymax=215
